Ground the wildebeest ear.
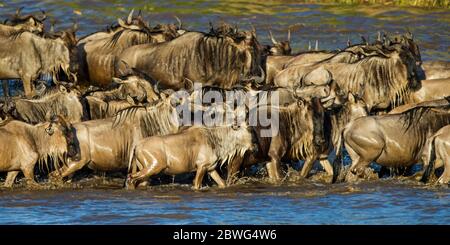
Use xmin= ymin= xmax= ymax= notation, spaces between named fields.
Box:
xmin=126 ymin=95 xmax=134 ymax=105
xmin=59 ymin=85 xmax=67 ymax=93
xmin=348 ymin=93 xmax=356 ymax=104
xmin=112 ymin=77 xmax=124 ymax=84
xmin=45 ymin=111 xmax=56 ymax=122
xmin=303 ymin=66 xmax=332 ymax=86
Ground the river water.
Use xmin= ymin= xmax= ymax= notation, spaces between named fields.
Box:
xmin=0 ymin=0 xmax=449 ymax=224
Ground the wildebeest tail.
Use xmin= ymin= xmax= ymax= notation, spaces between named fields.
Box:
xmin=421 ymin=137 xmax=436 ymax=183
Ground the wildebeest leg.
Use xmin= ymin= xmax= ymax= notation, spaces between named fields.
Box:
xmin=22 ymin=163 xmax=38 ymax=186
xmin=209 ymin=170 xmax=226 ymax=188
xmin=226 ymin=155 xmax=244 ymax=185
xmin=319 ymin=159 xmax=333 ymax=176
xmin=60 ymin=159 xmax=89 ymax=179
xmin=300 ymin=156 xmax=317 ymax=178
xmin=2 ymin=80 xmax=10 ymax=97
xmin=436 ymin=141 xmax=449 ymax=184
xmin=22 ymin=75 xmax=35 ymax=98
xmin=267 ymin=142 xmax=284 ymax=182
xmin=128 ymin=161 xmax=166 ymax=189
xmin=193 ymin=165 xmax=207 ymax=190
xmin=4 ymin=171 xmax=19 ymax=187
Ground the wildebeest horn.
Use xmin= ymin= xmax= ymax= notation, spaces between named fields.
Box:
xmin=137 ymin=10 xmax=142 ymax=18
xmin=244 ymin=66 xmax=266 ymax=84
xmin=268 ymin=30 xmax=277 ymax=44
xmin=154 ymin=81 xmax=160 ymax=94
xmin=127 ymin=9 xmax=134 ymax=24
xmin=249 ymin=23 xmax=256 ymax=36
xmin=377 ymin=31 xmax=381 ymax=42
xmin=174 ymin=15 xmax=182 ymax=29
xmin=39 ymin=9 xmax=47 ymax=21
xmin=360 ymin=35 xmax=368 ymax=45
xmin=72 ymin=22 xmax=79 ymax=32
xmin=184 ymin=78 xmax=194 ymax=93
xmin=347 ymin=37 xmax=351 ymax=47
xmin=15 ymin=7 xmax=24 ymax=17
xmin=287 ymin=28 xmax=291 ymax=42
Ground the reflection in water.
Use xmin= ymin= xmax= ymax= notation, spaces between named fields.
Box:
xmin=0 ymin=0 xmax=449 ymax=224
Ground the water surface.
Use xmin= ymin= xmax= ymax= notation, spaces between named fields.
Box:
xmin=0 ymin=0 xmax=449 ymax=224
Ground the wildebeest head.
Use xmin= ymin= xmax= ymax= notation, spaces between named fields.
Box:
xmin=4 ymin=7 xmax=46 ymax=34
xmin=44 ymin=115 xmax=80 ymax=161
xmin=388 ymin=43 xmax=421 ymax=91
xmin=209 ymin=22 xmax=264 ymax=78
xmin=268 ymin=29 xmax=292 ymax=55
xmin=45 ymin=24 xmax=79 ymax=83
xmin=298 ymin=97 xmax=326 ymax=148
xmin=385 ymin=32 xmax=422 ymax=66
xmin=111 ymin=74 xmax=159 ymax=103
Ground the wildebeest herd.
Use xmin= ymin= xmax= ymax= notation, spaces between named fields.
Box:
xmin=0 ymin=8 xmax=449 ymax=189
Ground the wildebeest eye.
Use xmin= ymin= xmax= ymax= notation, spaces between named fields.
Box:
xmin=45 ymin=126 xmax=54 ymax=136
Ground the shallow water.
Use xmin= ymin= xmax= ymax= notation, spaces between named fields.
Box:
xmin=0 ymin=0 xmax=449 ymax=224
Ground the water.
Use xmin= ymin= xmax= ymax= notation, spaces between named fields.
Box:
xmin=0 ymin=0 xmax=449 ymax=224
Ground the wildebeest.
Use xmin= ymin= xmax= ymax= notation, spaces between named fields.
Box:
xmin=76 ymin=10 xmax=181 ymax=88
xmin=266 ymin=29 xmax=291 ymax=56
xmin=85 ymin=95 xmax=139 ymax=120
xmin=0 ymin=115 xmax=80 ymax=187
xmin=0 ymin=27 xmax=77 ymax=97
xmin=227 ymin=98 xmax=326 ymax=183
xmin=336 ymin=99 xmax=450 ymax=181
xmin=293 ymin=44 xmax=420 ymax=111
xmin=317 ymin=93 xmax=368 ymax=178
xmin=53 ymin=95 xmax=183 ymax=179
xmin=126 ymin=123 xmax=257 ymax=189
xmin=0 ymin=8 xmax=47 ymax=97
xmin=420 ymin=61 xmax=450 ymax=80
xmin=407 ymin=78 xmax=450 ymax=104
xmin=2 ymin=85 xmax=83 ymax=124
xmin=116 ymin=25 xmax=264 ymax=90
xmin=265 ymin=43 xmax=375 ymax=85
xmin=1 ymin=7 xmax=46 ymax=35
xmin=421 ymin=124 xmax=450 ymax=184
xmin=86 ymin=73 xmax=159 ymax=103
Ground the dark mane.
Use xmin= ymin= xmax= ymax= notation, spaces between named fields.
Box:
xmin=400 ymin=105 xmax=450 ymax=158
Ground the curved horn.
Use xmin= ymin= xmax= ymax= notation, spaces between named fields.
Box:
xmin=293 ymin=82 xmax=303 ymax=100
xmin=244 ymin=66 xmax=266 ymax=84
xmin=268 ymin=30 xmax=277 ymax=44
xmin=360 ymin=35 xmax=367 ymax=44
xmin=287 ymin=28 xmax=291 ymax=42
xmin=249 ymin=23 xmax=256 ymax=36
xmin=154 ymin=81 xmax=160 ymax=94
xmin=174 ymin=15 xmax=182 ymax=29
xmin=15 ymin=7 xmax=24 ymax=17
xmin=184 ymin=78 xmax=194 ymax=93
xmin=39 ymin=9 xmax=47 ymax=21
xmin=209 ymin=21 xmax=214 ymax=33
xmin=127 ymin=9 xmax=135 ymax=24
xmin=72 ymin=22 xmax=79 ymax=32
